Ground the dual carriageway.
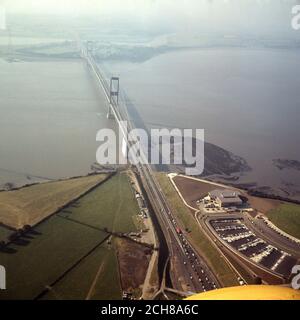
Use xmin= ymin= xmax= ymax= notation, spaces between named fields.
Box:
xmin=81 ymin=44 xmax=219 ymax=295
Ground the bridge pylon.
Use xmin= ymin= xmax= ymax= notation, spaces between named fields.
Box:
xmin=110 ymin=77 xmax=119 ymax=104
xmin=107 ymin=77 xmax=120 ymax=119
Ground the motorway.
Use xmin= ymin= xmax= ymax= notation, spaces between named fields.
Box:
xmin=81 ymin=46 xmax=219 ymax=294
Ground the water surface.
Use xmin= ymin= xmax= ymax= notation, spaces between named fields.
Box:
xmin=102 ymin=48 xmax=300 ymax=197
xmin=0 ymin=59 xmax=115 ymax=187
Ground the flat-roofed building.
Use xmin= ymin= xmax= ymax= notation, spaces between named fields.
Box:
xmin=209 ymin=189 xmax=243 ymax=208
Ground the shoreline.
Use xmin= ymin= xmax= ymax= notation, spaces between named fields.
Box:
xmin=2 ymin=168 xmax=300 ymax=211
xmin=1 ymin=50 xmax=299 ymax=209
xmin=0 ymin=170 xmax=115 ymax=193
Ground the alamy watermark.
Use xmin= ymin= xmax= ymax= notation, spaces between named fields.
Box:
xmin=0 ymin=265 xmax=5 ymax=290
xmin=96 ymin=122 xmax=204 ymax=176
xmin=291 ymin=265 xmax=300 ymax=290
xmin=292 ymin=5 xmax=300 ymax=30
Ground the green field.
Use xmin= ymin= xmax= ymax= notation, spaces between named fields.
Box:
xmin=0 ymin=174 xmax=108 ymax=229
xmin=0 ymin=172 xmax=139 ymax=300
xmin=267 ymin=203 xmax=300 ymax=239
xmin=156 ymin=173 xmax=238 ymax=287
xmin=58 ymin=173 xmax=139 ymax=233
xmin=42 ymin=244 xmax=121 ymax=300
xmin=0 ymin=216 xmax=108 ymax=299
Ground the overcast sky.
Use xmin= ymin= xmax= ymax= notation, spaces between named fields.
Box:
xmin=0 ymin=0 xmax=298 ymax=15
xmin=1 ymin=0 xmax=299 ymax=37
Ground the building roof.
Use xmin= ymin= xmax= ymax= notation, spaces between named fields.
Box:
xmin=209 ymin=189 xmax=242 ymax=205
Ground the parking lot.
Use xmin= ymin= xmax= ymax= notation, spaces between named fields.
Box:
xmin=209 ymin=218 xmax=297 ymax=279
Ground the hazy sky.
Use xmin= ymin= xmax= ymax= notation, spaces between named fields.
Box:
xmin=1 ymin=0 xmax=299 ymax=37
xmin=1 ymin=0 xmax=299 ymax=15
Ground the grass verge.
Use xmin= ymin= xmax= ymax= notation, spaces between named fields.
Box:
xmin=267 ymin=203 xmax=300 ymax=239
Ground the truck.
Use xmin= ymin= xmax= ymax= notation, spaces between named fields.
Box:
xmin=176 ymin=227 xmax=182 ymax=234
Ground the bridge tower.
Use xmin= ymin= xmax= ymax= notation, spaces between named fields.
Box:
xmin=86 ymin=41 xmax=94 ymax=55
xmin=107 ymin=77 xmax=119 ymax=119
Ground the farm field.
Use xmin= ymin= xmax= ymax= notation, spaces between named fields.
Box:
xmin=172 ymin=175 xmax=225 ymax=209
xmin=0 ymin=174 xmax=108 ymax=229
xmin=42 ymin=244 xmax=122 ymax=300
xmin=58 ymin=173 xmax=139 ymax=233
xmin=0 ymin=215 xmax=108 ymax=299
xmin=0 ymin=172 xmax=141 ymax=300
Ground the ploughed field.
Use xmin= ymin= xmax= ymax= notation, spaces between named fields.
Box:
xmin=172 ymin=175 xmax=225 ymax=209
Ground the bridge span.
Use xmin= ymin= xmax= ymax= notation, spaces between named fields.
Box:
xmin=80 ymin=44 xmax=219 ymax=296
